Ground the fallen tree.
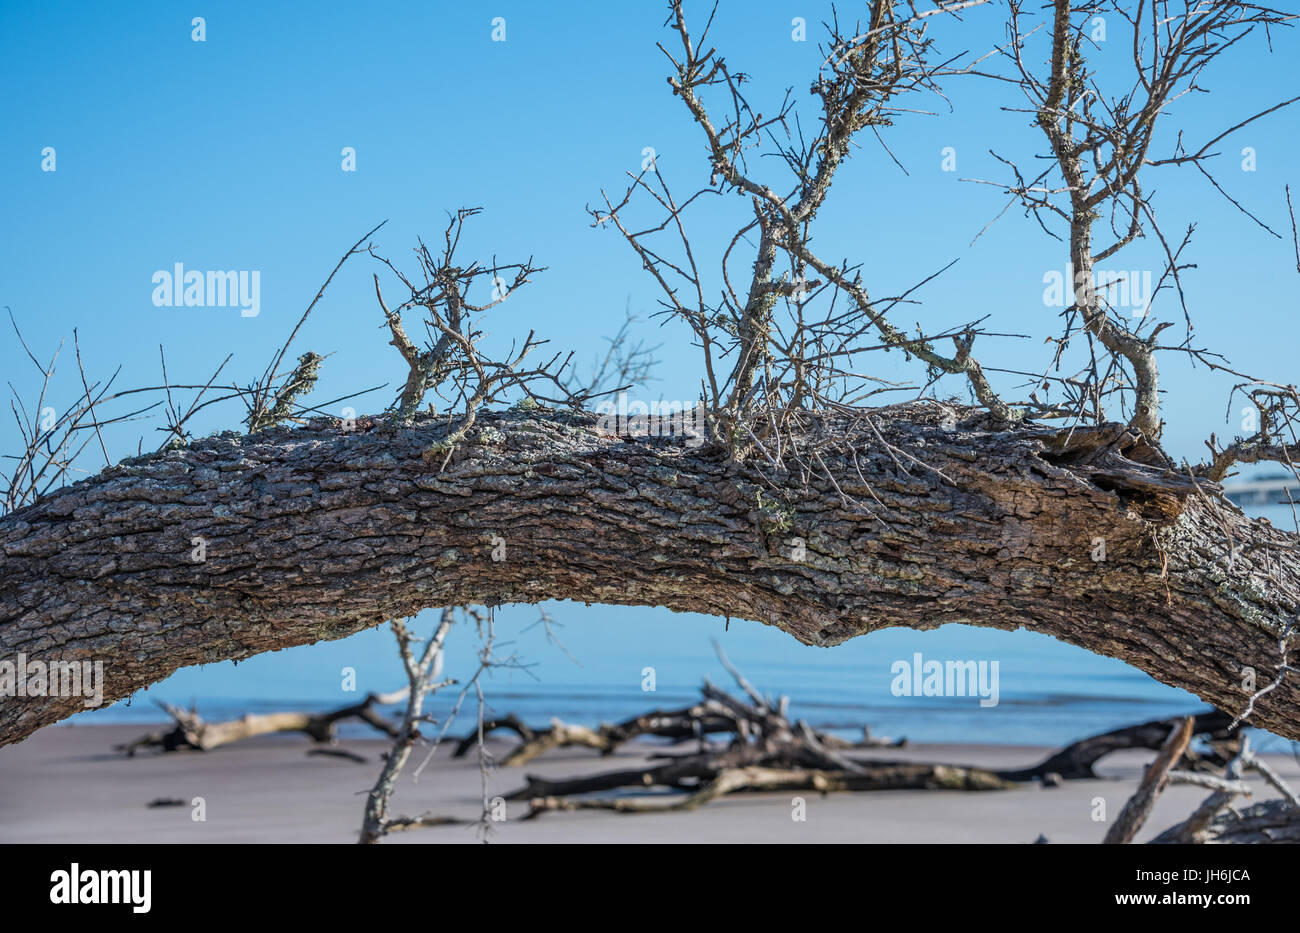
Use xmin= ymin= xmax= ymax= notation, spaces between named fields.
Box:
xmin=459 ymin=663 xmax=1258 ymax=820
xmin=511 ymin=664 xmax=1015 ymax=817
xmin=104 ymin=649 xmax=1297 ymax=840
xmin=503 ymin=697 xmax=1298 ymax=836
xmin=115 ymin=693 xmax=403 ymax=754
xmin=454 ymin=696 xmax=902 ymax=768
xmin=1134 ymin=732 xmax=1300 ymax=844
xmin=3 ymin=0 xmax=1300 ymax=752
xmin=525 ymin=764 xmax=1011 ymax=817
xmin=470 ymin=695 xmax=1243 ymax=785
xmin=997 ymin=709 xmax=1241 ymax=782
xmin=2 ymin=406 xmax=1298 ymax=747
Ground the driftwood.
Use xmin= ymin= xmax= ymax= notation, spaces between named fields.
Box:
xmin=115 ymin=693 xmax=403 ymax=755
xmin=996 ymin=709 xmax=1239 ymax=782
xmin=526 ymin=764 xmax=1009 ymax=817
xmin=503 ymin=693 xmax=1300 ymax=836
xmin=1162 ymin=800 xmax=1300 ymax=844
xmin=463 ymin=660 xmax=1251 ymax=821
xmin=113 ymin=644 xmax=1298 ymax=842
xmin=462 ymin=645 xmax=1290 ymax=830
xmin=471 ymin=704 xmax=1247 ymax=782
xmin=359 ymin=611 xmax=459 ymax=845
xmin=482 ymin=649 xmax=1013 ymax=818
xmin=1149 ymin=734 xmax=1300 ymax=844
xmin=456 ymin=705 xmax=903 ymax=768
xmin=1102 ymin=716 xmax=1195 ymax=844
xmin=382 ymin=813 xmax=468 ymax=833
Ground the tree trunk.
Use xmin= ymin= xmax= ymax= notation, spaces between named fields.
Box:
xmin=2 ymin=404 xmax=1297 ymax=746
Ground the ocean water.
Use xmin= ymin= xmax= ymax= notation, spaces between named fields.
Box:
xmin=69 ymin=503 xmax=1299 ymax=752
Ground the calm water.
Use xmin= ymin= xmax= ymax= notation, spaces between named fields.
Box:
xmin=71 ymin=504 xmax=1298 ymax=751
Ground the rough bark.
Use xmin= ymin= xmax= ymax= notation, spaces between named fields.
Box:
xmin=2 ymin=404 xmax=1298 ymax=746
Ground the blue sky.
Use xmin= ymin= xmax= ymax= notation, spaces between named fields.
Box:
xmin=3 ymin=1 xmax=1297 ymax=737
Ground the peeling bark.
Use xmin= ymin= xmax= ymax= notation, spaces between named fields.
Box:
xmin=2 ymin=404 xmax=1298 ymax=746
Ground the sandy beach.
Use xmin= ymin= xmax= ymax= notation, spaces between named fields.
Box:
xmin=3 ymin=723 xmax=1294 ymax=844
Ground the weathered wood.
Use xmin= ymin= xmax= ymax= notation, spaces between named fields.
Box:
xmin=1103 ymin=715 xmax=1195 ymax=844
xmin=996 ymin=709 xmax=1237 ymax=782
xmin=1148 ymin=733 xmax=1300 ymax=844
xmin=500 ymin=718 xmax=612 ymax=767
xmin=115 ymin=695 xmax=400 ymax=754
xmin=501 ymin=668 xmax=928 ymax=807
xmin=524 ymin=763 xmax=1012 ymax=818
xmin=1155 ymin=799 xmax=1300 ymax=844
xmin=2 ymin=404 xmax=1297 ymax=746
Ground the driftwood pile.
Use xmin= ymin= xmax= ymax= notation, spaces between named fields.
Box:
xmin=1106 ymin=716 xmax=1300 ymax=845
xmin=480 ymin=672 xmax=1013 ymax=817
xmin=452 ymin=700 xmax=904 ymax=767
xmin=458 ymin=674 xmax=1298 ymax=839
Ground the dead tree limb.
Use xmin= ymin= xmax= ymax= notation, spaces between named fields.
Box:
xmin=525 ymin=763 xmax=1010 ymax=819
xmin=505 ymin=659 xmax=1006 ymax=817
xmin=359 ymin=609 xmax=456 ymax=845
xmin=1102 ymin=715 xmax=1195 ymax=844
xmin=995 ymin=709 xmax=1237 ymax=782
xmin=114 ymin=694 xmax=402 ymax=755
xmin=460 ymin=648 xmax=905 ymax=770
xmin=1160 ymin=800 xmax=1300 ymax=844
xmin=5 ymin=406 xmax=1297 ymax=747
xmin=1150 ymin=734 xmax=1300 ymax=843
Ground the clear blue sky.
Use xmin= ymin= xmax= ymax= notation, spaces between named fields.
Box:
xmin=3 ymin=1 xmax=1296 ymax=740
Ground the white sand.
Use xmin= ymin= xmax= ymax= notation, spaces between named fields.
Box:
xmin=2 ymin=724 xmax=1294 ymax=843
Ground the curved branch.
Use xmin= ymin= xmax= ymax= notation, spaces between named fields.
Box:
xmin=2 ymin=406 xmax=1298 ymax=746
